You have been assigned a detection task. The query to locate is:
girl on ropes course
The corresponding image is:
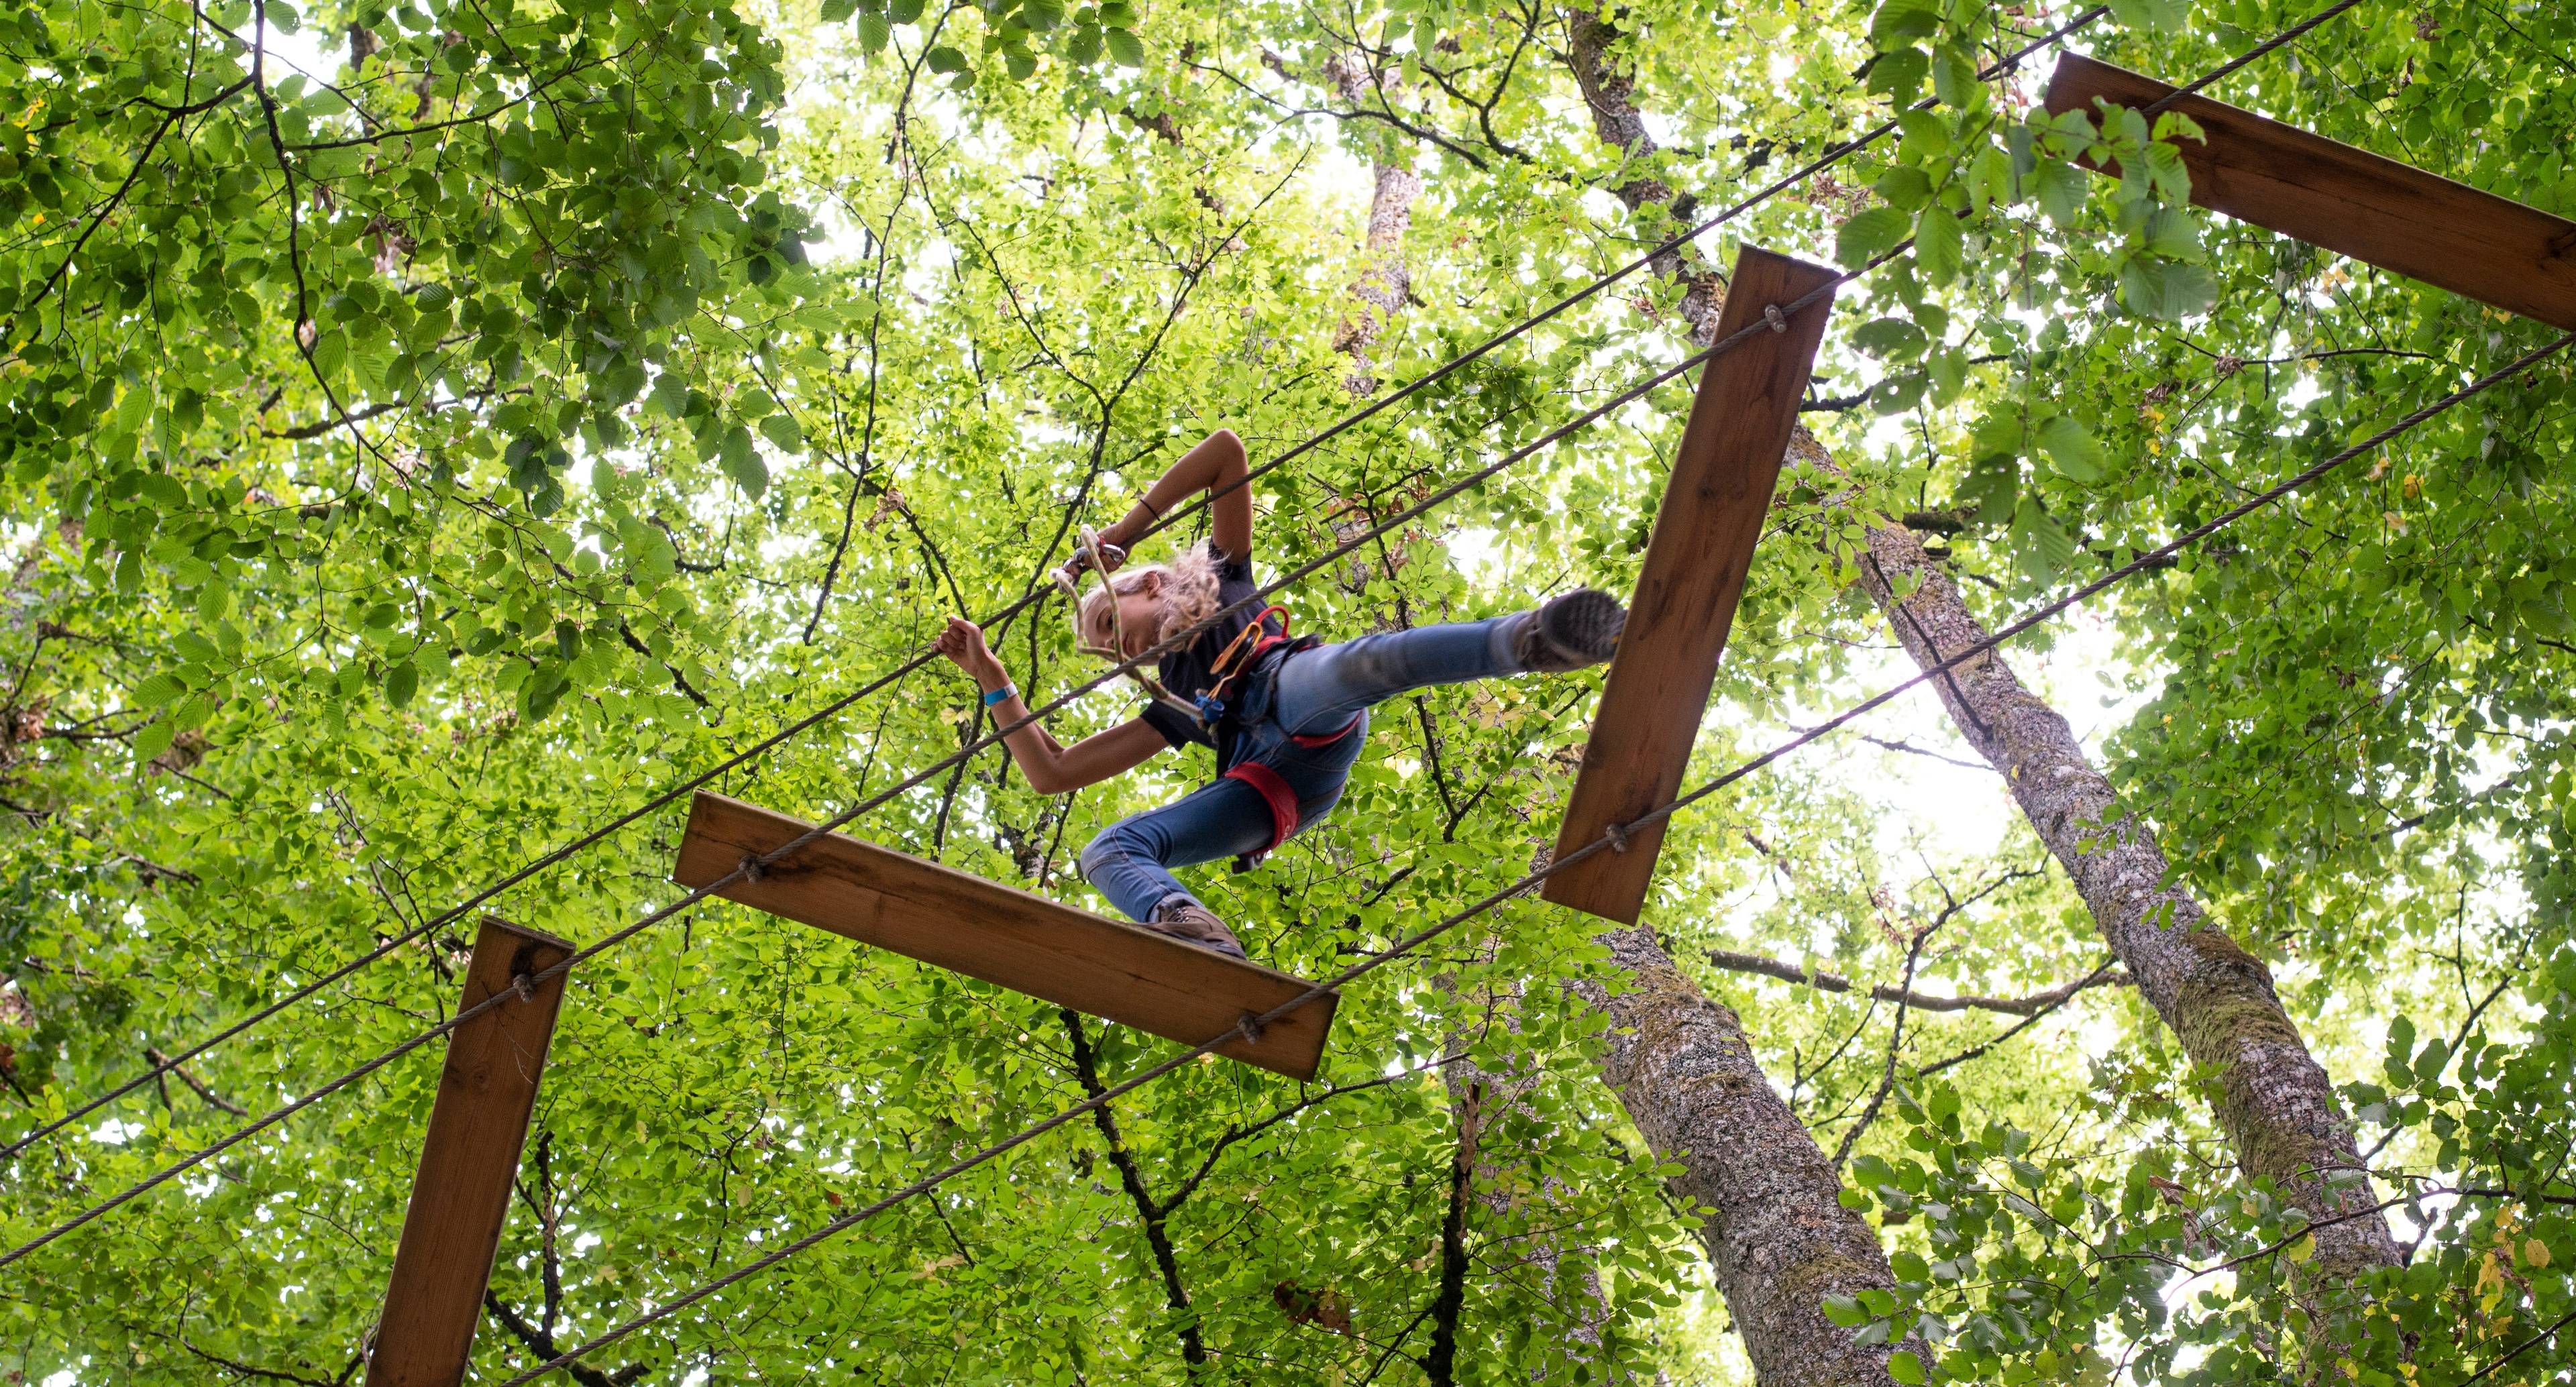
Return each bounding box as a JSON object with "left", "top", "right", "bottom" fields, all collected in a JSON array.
[{"left": 933, "top": 429, "right": 1626, "bottom": 960}]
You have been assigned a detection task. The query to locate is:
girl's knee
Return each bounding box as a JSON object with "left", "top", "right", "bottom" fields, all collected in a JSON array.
[{"left": 1077, "top": 828, "right": 1129, "bottom": 885}]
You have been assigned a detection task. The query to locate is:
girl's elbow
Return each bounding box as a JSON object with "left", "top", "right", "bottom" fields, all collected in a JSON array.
[{"left": 1209, "top": 429, "right": 1245, "bottom": 467}]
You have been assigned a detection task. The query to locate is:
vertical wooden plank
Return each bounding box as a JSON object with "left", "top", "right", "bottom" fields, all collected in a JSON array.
[
  {"left": 1544, "top": 246, "right": 1839, "bottom": 925},
  {"left": 367, "top": 918, "right": 572, "bottom": 1387},
  {"left": 2043, "top": 53, "right": 2576, "bottom": 331}
]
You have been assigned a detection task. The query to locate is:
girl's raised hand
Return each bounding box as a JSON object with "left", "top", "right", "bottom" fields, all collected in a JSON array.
[{"left": 933, "top": 616, "right": 1005, "bottom": 684}]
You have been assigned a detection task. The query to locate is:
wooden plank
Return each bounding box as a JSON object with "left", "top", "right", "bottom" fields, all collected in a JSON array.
[
  {"left": 368, "top": 918, "right": 572, "bottom": 1387},
  {"left": 2043, "top": 53, "right": 2576, "bottom": 331},
  {"left": 672, "top": 792, "right": 1339, "bottom": 1080},
  {"left": 1544, "top": 246, "right": 1840, "bottom": 925}
]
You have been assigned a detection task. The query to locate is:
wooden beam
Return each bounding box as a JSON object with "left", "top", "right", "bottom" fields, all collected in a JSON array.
[
  {"left": 2043, "top": 53, "right": 2576, "bottom": 331},
  {"left": 672, "top": 792, "right": 1339, "bottom": 1080},
  {"left": 1544, "top": 246, "right": 1840, "bottom": 925},
  {"left": 368, "top": 918, "right": 572, "bottom": 1387}
]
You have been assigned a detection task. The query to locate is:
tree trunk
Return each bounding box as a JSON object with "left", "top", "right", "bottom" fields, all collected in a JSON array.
[
  {"left": 1563, "top": 8, "right": 1720, "bottom": 341},
  {"left": 1851, "top": 524, "right": 2400, "bottom": 1274},
  {"left": 1330, "top": 162, "right": 1420, "bottom": 394},
  {"left": 1570, "top": 928, "right": 1919, "bottom": 1387}
]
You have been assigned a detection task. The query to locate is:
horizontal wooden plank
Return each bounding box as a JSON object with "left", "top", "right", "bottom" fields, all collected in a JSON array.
[
  {"left": 2044, "top": 53, "right": 2576, "bottom": 331},
  {"left": 1545, "top": 246, "right": 1840, "bottom": 925},
  {"left": 368, "top": 917, "right": 572, "bottom": 1387},
  {"left": 674, "top": 792, "right": 1338, "bottom": 1080}
]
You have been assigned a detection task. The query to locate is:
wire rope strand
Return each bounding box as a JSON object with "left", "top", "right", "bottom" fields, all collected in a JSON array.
[
  {"left": 492, "top": 327, "right": 2575, "bottom": 1384},
  {"left": 0, "top": 3, "right": 2114, "bottom": 1168}
]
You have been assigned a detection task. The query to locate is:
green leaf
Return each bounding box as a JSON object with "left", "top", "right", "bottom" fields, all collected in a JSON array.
[
  {"left": 1915, "top": 204, "right": 1964, "bottom": 286},
  {"left": 2035, "top": 158, "right": 2088, "bottom": 227},
  {"left": 2117, "top": 257, "right": 2218, "bottom": 320},
  {"left": 133, "top": 673, "right": 187, "bottom": 709},
  {"left": 1066, "top": 24, "right": 1102, "bottom": 64},
  {"left": 818, "top": 0, "right": 856, "bottom": 18},
  {"left": 720, "top": 425, "right": 768, "bottom": 498},
  {"left": 1020, "top": 0, "right": 1064, "bottom": 29},
  {"left": 759, "top": 412, "right": 806, "bottom": 453},
  {"left": 857, "top": 13, "right": 890, "bottom": 50},
  {"left": 2037, "top": 415, "right": 2108, "bottom": 482},
  {"left": 1836, "top": 207, "right": 1912, "bottom": 269},
  {"left": 385, "top": 659, "right": 419, "bottom": 708},
  {"left": 1888, "top": 1350, "right": 1927, "bottom": 1385},
  {"left": 1821, "top": 1292, "right": 1868, "bottom": 1327},
  {"left": 1104, "top": 27, "right": 1143, "bottom": 66},
  {"left": 1853, "top": 317, "right": 1929, "bottom": 360},
  {"left": 133, "top": 718, "right": 176, "bottom": 763},
  {"left": 924, "top": 44, "right": 968, "bottom": 73},
  {"left": 1869, "top": 0, "right": 1941, "bottom": 44},
  {"left": 2143, "top": 207, "right": 2202, "bottom": 260},
  {"left": 1876, "top": 165, "right": 1933, "bottom": 212},
  {"left": 1868, "top": 46, "right": 1929, "bottom": 102},
  {"left": 1895, "top": 109, "right": 1949, "bottom": 161},
  {"left": 2012, "top": 496, "right": 2077, "bottom": 584}
]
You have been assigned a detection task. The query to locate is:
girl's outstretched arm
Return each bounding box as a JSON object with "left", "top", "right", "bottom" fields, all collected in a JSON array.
[
  {"left": 1098, "top": 429, "right": 1251, "bottom": 563},
  {"left": 932, "top": 616, "right": 1165, "bottom": 795}
]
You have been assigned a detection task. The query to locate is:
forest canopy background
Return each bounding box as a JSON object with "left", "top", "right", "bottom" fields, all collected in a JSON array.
[{"left": 0, "top": 0, "right": 2571, "bottom": 1380}]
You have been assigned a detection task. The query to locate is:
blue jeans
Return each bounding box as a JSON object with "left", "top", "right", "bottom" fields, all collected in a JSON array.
[{"left": 1079, "top": 616, "right": 1525, "bottom": 922}]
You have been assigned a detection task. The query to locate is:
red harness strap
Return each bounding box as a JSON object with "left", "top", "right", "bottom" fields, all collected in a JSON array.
[{"left": 1224, "top": 761, "right": 1301, "bottom": 852}]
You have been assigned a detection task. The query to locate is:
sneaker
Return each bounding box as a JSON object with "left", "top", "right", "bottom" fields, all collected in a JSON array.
[
  {"left": 1148, "top": 899, "right": 1249, "bottom": 960},
  {"left": 1510, "top": 588, "right": 1627, "bottom": 672}
]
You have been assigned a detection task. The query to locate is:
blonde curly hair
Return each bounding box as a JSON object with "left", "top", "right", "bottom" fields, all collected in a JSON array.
[{"left": 1075, "top": 547, "right": 1222, "bottom": 655}]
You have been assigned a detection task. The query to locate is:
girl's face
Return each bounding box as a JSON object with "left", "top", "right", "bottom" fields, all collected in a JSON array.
[{"left": 1113, "top": 587, "right": 1162, "bottom": 659}]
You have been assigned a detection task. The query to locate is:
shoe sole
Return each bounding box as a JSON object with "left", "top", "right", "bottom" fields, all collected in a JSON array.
[{"left": 1542, "top": 589, "right": 1626, "bottom": 663}]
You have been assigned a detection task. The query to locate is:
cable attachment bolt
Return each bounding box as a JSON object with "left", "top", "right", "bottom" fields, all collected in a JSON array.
[
  {"left": 739, "top": 854, "right": 767, "bottom": 883},
  {"left": 1764, "top": 304, "right": 1789, "bottom": 333},
  {"left": 1605, "top": 822, "right": 1632, "bottom": 854}
]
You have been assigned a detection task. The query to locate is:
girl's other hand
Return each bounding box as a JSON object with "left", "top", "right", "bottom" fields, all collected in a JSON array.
[{"left": 934, "top": 616, "right": 1005, "bottom": 685}]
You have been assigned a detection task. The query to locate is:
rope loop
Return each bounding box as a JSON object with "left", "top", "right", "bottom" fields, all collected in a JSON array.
[
  {"left": 739, "top": 854, "right": 767, "bottom": 883},
  {"left": 1763, "top": 304, "right": 1788, "bottom": 333},
  {"left": 511, "top": 973, "right": 537, "bottom": 1004},
  {"left": 1605, "top": 822, "right": 1632, "bottom": 854}
]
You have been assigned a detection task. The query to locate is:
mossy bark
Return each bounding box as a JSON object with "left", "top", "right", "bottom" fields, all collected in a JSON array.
[
  {"left": 1572, "top": 927, "right": 1922, "bottom": 1387},
  {"left": 1854, "top": 524, "right": 2398, "bottom": 1274}
]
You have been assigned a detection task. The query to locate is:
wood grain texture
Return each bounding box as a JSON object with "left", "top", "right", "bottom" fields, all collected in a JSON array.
[
  {"left": 672, "top": 792, "right": 1338, "bottom": 1080},
  {"left": 368, "top": 918, "right": 572, "bottom": 1387},
  {"left": 2043, "top": 53, "right": 2576, "bottom": 330},
  {"left": 1544, "top": 246, "right": 1839, "bottom": 924}
]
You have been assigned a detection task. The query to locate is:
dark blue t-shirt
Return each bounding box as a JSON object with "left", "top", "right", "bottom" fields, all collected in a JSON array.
[{"left": 1140, "top": 542, "right": 1279, "bottom": 754}]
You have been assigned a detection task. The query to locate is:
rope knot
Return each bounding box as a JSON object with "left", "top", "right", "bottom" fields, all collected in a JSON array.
[
  {"left": 1763, "top": 304, "right": 1789, "bottom": 334},
  {"left": 739, "top": 854, "right": 767, "bottom": 883},
  {"left": 1605, "top": 822, "right": 1632, "bottom": 854},
  {"left": 1238, "top": 1009, "right": 1267, "bottom": 1042},
  {"left": 511, "top": 973, "right": 537, "bottom": 1003}
]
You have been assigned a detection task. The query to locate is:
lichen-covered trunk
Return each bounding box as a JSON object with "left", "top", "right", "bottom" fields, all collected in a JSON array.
[
  {"left": 1330, "top": 162, "right": 1419, "bottom": 394},
  {"left": 1562, "top": 7, "right": 1721, "bottom": 341},
  {"left": 1854, "top": 524, "right": 2399, "bottom": 1274},
  {"left": 1570, "top": 928, "right": 1917, "bottom": 1387}
]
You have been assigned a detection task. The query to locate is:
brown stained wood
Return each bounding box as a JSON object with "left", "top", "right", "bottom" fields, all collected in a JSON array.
[
  {"left": 2043, "top": 53, "right": 2576, "bottom": 331},
  {"left": 1544, "top": 246, "right": 1839, "bottom": 925},
  {"left": 368, "top": 918, "right": 572, "bottom": 1387},
  {"left": 672, "top": 792, "right": 1338, "bottom": 1080}
]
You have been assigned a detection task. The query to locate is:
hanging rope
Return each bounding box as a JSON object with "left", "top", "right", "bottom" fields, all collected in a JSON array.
[
  {"left": 0, "top": 2, "right": 2114, "bottom": 1169},
  {"left": 486, "top": 327, "right": 2575, "bottom": 1384}
]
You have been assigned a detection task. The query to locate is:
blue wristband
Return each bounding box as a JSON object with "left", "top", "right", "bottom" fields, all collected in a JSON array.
[{"left": 982, "top": 684, "right": 1016, "bottom": 709}]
